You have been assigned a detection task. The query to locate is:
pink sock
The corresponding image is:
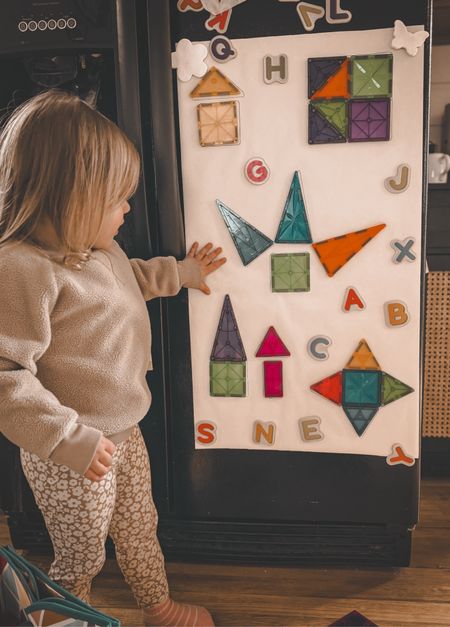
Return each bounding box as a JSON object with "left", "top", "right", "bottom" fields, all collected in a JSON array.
[{"left": 142, "top": 597, "right": 214, "bottom": 626}]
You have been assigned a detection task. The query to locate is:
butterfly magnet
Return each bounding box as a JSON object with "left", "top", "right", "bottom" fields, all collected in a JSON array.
[{"left": 391, "top": 20, "right": 429, "bottom": 57}]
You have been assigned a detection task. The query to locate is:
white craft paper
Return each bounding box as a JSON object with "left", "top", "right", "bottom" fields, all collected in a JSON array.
[{"left": 175, "top": 27, "right": 425, "bottom": 458}]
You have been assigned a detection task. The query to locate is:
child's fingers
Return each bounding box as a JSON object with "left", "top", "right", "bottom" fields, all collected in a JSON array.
[
  {"left": 188, "top": 242, "right": 199, "bottom": 257},
  {"left": 199, "top": 281, "right": 211, "bottom": 295},
  {"left": 203, "top": 257, "right": 227, "bottom": 274},
  {"left": 196, "top": 242, "right": 213, "bottom": 260},
  {"left": 203, "top": 247, "right": 223, "bottom": 264}
]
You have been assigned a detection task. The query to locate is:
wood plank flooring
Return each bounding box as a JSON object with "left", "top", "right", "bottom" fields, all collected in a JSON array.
[{"left": 1, "top": 478, "right": 450, "bottom": 626}]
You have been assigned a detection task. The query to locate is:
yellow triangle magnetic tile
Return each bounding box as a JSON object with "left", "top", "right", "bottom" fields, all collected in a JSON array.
[
  {"left": 190, "top": 66, "right": 242, "bottom": 99},
  {"left": 345, "top": 339, "right": 381, "bottom": 370}
]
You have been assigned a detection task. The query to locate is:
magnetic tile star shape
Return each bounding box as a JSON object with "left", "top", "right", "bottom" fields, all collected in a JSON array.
[{"left": 310, "top": 339, "right": 414, "bottom": 436}]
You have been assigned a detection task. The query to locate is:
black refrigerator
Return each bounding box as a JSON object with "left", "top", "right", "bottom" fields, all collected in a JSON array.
[{"left": 0, "top": 0, "right": 431, "bottom": 568}]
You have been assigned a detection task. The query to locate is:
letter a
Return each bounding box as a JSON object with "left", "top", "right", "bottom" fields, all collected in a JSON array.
[{"left": 343, "top": 287, "right": 366, "bottom": 312}]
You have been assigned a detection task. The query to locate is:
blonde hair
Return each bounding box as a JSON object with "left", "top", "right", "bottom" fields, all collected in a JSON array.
[{"left": 0, "top": 89, "right": 140, "bottom": 270}]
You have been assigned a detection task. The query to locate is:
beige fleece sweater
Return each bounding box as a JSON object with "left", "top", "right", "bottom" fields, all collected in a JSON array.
[{"left": 0, "top": 238, "right": 201, "bottom": 476}]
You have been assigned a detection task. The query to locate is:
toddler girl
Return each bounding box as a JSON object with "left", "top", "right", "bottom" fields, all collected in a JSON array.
[{"left": 0, "top": 89, "right": 226, "bottom": 626}]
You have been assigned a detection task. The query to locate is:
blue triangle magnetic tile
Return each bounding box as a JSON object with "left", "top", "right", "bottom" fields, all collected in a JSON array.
[
  {"left": 275, "top": 172, "right": 313, "bottom": 244},
  {"left": 343, "top": 406, "right": 378, "bottom": 436},
  {"left": 211, "top": 294, "right": 247, "bottom": 362},
  {"left": 216, "top": 199, "right": 273, "bottom": 265}
]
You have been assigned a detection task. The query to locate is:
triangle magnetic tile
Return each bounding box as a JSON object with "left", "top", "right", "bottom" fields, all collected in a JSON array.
[
  {"left": 256, "top": 326, "right": 291, "bottom": 357},
  {"left": 310, "top": 371, "right": 342, "bottom": 405},
  {"left": 311, "top": 58, "right": 350, "bottom": 100},
  {"left": 275, "top": 172, "right": 313, "bottom": 244},
  {"left": 329, "top": 609, "right": 378, "bottom": 626},
  {"left": 310, "top": 99, "right": 347, "bottom": 137},
  {"left": 217, "top": 199, "right": 273, "bottom": 266},
  {"left": 311, "top": 223, "right": 386, "bottom": 277},
  {"left": 346, "top": 339, "right": 381, "bottom": 370},
  {"left": 308, "top": 103, "right": 346, "bottom": 144},
  {"left": 211, "top": 294, "right": 247, "bottom": 362},
  {"left": 308, "top": 56, "right": 347, "bottom": 99},
  {"left": 190, "top": 66, "right": 242, "bottom": 99},
  {"left": 343, "top": 406, "right": 379, "bottom": 436},
  {"left": 381, "top": 372, "right": 414, "bottom": 405}
]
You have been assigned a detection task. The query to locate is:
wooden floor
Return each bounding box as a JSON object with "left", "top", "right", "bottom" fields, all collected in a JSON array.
[{"left": 2, "top": 478, "right": 450, "bottom": 626}]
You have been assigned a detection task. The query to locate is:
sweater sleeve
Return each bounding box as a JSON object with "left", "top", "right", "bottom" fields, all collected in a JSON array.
[
  {"left": 129, "top": 255, "right": 202, "bottom": 301},
  {"left": 0, "top": 251, "right": 103, "bottom": 476}
]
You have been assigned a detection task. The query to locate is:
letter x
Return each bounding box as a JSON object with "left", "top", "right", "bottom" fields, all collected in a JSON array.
[{"left": 391, "top": 238, "right": 416, "bottom": 263}]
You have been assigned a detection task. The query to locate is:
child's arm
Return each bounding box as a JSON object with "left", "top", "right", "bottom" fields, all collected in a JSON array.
[
  {"left": 128, "top": 242, "right": 226, "bottom": 301},
  {"left": 0, "top": 253, "right": 103, "bottom": 477}
]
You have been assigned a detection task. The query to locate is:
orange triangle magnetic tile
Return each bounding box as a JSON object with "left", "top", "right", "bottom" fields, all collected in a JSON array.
[
  {"left": 312, "top": 223, "right": 386, "bottom": 277},
  {"left": 190, "top": 66, "right": 242, "bottom": 99},
  {"left": 346, "top": 339, "right": 381, "bottom": 370},
  {"left": 311, "top": 57, "right": 350, "bottom": 100}
]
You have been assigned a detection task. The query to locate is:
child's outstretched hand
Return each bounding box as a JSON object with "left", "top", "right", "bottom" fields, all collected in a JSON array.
[{"left": 187, "top": 242, "right": 227, "bottom": 295}]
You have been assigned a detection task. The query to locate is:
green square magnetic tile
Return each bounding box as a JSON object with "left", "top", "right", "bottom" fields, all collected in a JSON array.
[
  {"left": 343, "top": 369, "right": 381, "bottom": 407},
  {"left": 271, "top": 253, "right": 310, "bottom": 292},
  {"left": 350, "top": 54, "right": 393, "bottom": 98},
  {"left": 210, "top": 361, "right": 246, "bottom": 397}
]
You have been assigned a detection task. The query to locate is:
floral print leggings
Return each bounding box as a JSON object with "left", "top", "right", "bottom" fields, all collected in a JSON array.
[{"left": 20, "top": 424, "right": 169, "bottom": 608}]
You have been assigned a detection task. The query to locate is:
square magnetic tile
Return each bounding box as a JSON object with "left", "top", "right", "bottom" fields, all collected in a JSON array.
[
  {"left": 350, "top": 54, "right": 393, "bottom": 98},
  {"left": 343, "top": 369, "right": 381, "bottom": 407},
  {"left": 271, "top": 253, "right": 310, "bottom": 292},
  {"left": 210, "top": 361, "right": 246, "bottom": 397},
  {"left": 197, "top": 101, "right": 240, "bottom": 147},
  {"left": 348, "top": 98, "right": 390, "bottom": 142}
]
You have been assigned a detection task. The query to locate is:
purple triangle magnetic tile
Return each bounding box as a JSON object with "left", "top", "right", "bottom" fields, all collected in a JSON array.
[{"left": 211, "top": 294, "right": 247, "bottom": 362}]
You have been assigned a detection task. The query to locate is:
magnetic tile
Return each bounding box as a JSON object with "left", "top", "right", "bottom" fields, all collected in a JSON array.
[
  {"left": 217, "top": 199, "right": 273, "bottom": 266},
  {"left": 310, "top": 371, "right": 342, "bottom": 405},
  {"left": 308, "top": 56, "right": 347, "bottom": 99},
  {"left": 345, "top": 339, "right": 381, "bottom": 370},
  {"left": 310, "top": 99, "right": 347, "bottom": 136},
  {"left": 311, "top": 58, "right": 349, "bottom": 100},
  {"left": 275, "top": 171, "right": 313, "bottom": 243},
  {"left": 256, "top": 326, "right": 291, "bottom": 357},
  {"left": 271, "top": 253, "right": 310, "bottom": 292},
  {"left": 264, "top": 361, "right": 283, "bottom": 397},
  {"left": 190, "top": 66, "right": 241, "bottom": 98},
  {"left": 312, "top": 223, "right": 386, "bottom": 277},
  {"left": 197, "top": 101, "right": 240, "bottom": 147},
  {"left": 308, "top": 103, "right": 346, "bottom": 144},
  {"left": 210, "top": 361, "right": 246, "bottom": 397},
  {"left": 381, "top": 373, "right": 414, "bottom": 405},
  {"left": 343, "top": 369, "right": 382, "bottom": 407},
  {"left": 329, "top": 609, "right": 378, "bottom": 626},
  {"left": 211, "top": 294, "right": 246, "bottom": 362},
  {"left": 350, "top": 54, "right": 393, "bottom": 98},
  {"left": 343, "top": 406, "right": 379, "bottom": 436},
  {"left": 348, "top": 99, "right": 391, "bottom": 142}
]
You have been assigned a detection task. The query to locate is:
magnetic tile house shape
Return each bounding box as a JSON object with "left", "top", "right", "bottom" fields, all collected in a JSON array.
[
  {"left": 308, "top": 53, "right": 393, "bottom": 144},
  {"left": 256, "top": 326, "right": 291, "bottom": 398}
]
